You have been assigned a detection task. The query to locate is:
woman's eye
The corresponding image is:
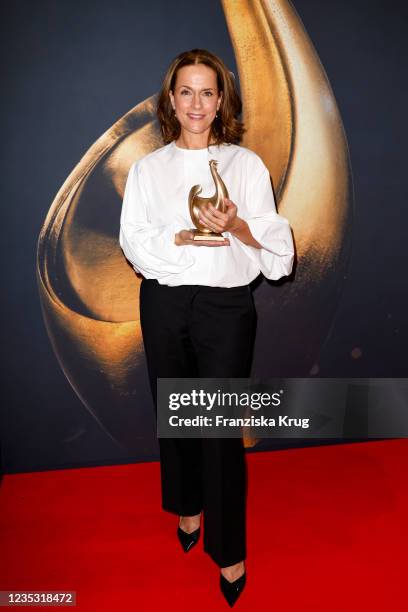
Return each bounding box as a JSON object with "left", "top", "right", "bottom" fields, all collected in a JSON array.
[{"left": 180, "top": 90, "right": 213, "bottom": 96}]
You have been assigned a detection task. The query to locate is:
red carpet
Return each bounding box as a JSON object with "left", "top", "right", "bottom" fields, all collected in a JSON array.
[{"left": 0, "top": 439, "right": 406, "bottom": 611}]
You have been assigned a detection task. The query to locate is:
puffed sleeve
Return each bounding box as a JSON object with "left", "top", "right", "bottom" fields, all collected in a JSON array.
[
  {"left": 119, "top": 160, "right": 195, "bottom": 280},
  {"left": 240, "top": 155, "right": 294, "bottom": 280}
]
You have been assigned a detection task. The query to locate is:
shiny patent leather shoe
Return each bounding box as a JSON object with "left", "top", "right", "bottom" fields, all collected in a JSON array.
[
  {"left": 177, "top": 523, "right": 200, "bottom": 553},
  {"left": 220, "top": 571, "right": 246, "bottom": 607}
]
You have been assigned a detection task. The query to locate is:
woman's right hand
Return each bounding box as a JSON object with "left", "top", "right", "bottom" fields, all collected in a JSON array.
[{"left": 175, "top": 230, "right": 230, "bottom": 247}]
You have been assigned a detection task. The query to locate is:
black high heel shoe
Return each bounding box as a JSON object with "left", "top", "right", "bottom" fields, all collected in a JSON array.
[
  {"left": 177, "top": 520, "right": 201, "bottom": 553},
  {"left": 220, "top": 570, "right": 246, "bottom": 607}
]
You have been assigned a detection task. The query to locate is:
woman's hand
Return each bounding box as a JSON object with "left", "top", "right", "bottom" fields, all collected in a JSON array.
[
  {"left": 198, "top": 198, "right": 241, "bottom": 234},
  {"left": 175, "top": 229, "right": 230, "bottom": 247},
  {"left": 174, "top": 199, "right": 244, "bottom": 247},
  {"left": 198, "top": 198, "right": 263, "bottom": 249}
]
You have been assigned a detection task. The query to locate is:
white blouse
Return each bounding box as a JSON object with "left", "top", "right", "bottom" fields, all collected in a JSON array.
[{"left": 119, "top": 140, "right": 294, "bottom": 287}]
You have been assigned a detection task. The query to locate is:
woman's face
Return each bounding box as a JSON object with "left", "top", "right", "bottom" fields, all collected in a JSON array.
[{"left": 169, "top": 64, "right": 222, "bottom": 138}]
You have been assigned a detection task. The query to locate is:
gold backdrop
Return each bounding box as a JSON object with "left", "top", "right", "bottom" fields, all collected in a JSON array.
[{"left": 36, "top": 0, "right": 353, "bottom": 450}]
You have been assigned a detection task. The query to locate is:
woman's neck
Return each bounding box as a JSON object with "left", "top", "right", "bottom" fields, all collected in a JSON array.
[{"left": 175, "top": 133, "right": 216, "bottom": 150}]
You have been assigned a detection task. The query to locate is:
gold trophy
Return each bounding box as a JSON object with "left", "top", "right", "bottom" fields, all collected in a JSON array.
[{"left": 188, "top": 159, "right": 229, "bottom": 241}]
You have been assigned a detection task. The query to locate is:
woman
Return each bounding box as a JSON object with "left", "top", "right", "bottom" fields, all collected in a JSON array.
[{"left": 119, "top": 48, "right": 294, "bottom": 606}]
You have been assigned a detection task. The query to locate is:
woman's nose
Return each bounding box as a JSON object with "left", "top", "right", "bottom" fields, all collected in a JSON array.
[{"left": 192, "top": 94, "right": 202, "bottom": 109}]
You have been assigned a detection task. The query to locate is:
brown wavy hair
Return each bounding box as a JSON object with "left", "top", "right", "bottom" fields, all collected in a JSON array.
[{"left": 156, "top": 48, "right": 246, "bottom": 146}]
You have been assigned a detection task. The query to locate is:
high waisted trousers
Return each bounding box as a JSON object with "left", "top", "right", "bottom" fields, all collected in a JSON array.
[{"left": 139, "top": 278, "right": 256, "bottom": 567}]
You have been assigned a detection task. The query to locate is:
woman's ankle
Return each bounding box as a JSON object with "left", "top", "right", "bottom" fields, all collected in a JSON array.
[
  {"left": 220, "top": 561, "right": 245, "bottom": 581},
  {"left": 179, "top": 513, "right": 201, "bottom": 533}
]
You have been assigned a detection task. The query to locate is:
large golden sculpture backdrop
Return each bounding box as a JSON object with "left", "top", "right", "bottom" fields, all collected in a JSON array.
[{"left": 36, "top": 0, "right": 353, "bottom": 450}]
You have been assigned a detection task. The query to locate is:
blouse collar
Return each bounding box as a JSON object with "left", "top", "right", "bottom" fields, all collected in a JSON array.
[{"left": 170, "top": 140, "right": 222, "bottom": 155}]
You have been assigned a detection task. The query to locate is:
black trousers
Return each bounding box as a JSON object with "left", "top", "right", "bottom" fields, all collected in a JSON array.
[{"left": 139, "top": 278, "right": 256, "bottom": 567}]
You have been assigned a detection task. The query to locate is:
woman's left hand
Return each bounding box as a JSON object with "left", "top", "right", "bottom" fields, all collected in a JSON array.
[{"left": 198, "top": 198, "right": 240, "bottom": 233}]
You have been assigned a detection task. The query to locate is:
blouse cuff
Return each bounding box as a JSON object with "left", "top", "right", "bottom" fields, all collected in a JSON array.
[
  {"left": 119, "top": 217, "right": 195, "bottom": 279},
  {"left": 245, "top": 214, "right": 294, "bottom": 280}
]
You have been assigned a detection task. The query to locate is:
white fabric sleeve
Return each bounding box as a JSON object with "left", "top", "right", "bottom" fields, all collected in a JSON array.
[
  {"left": 238, "top": 157, "right": 294, "bottom": 281},
  {"left": 119, "top": 161, "right": 195, "bottom": 279}
]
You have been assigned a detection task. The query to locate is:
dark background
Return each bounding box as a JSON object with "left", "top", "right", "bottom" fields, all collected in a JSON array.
[{"left": 1, "top": 0, "right": 407, "bottom": 473}]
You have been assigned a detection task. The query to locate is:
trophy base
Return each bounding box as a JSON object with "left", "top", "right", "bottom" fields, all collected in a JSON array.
[{"left": 190, "top": 229, "right": 225, "bottom": 241}]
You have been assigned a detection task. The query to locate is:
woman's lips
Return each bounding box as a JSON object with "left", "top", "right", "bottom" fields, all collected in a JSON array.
[{"left": 188, "top": 114, "right": 205, "bottom": 120}]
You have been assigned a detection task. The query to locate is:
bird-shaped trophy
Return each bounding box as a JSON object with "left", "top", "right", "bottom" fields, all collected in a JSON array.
[{"left": 188, "top": 159, "right": 229, "bottom": 241}]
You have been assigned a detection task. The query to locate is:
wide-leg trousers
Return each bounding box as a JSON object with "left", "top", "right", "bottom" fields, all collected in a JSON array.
[{"left": 139, "top": 278, "right": 256, "bottom": 567}]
